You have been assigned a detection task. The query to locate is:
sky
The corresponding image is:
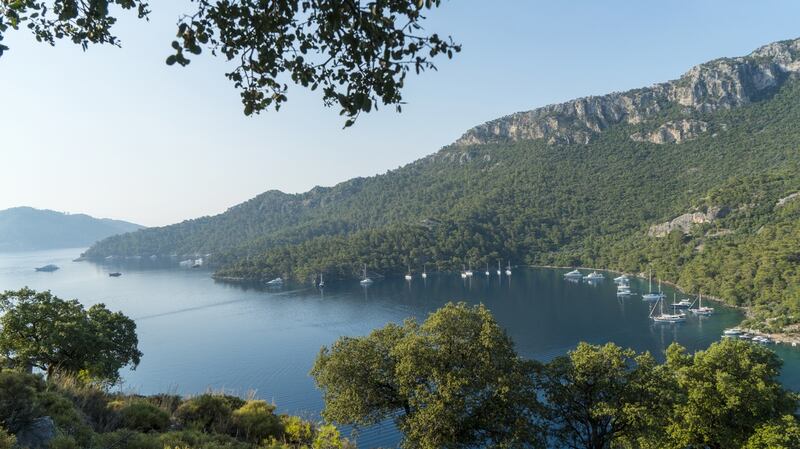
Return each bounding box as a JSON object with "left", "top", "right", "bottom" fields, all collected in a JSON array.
[{"left": 1, "top": 1, "right": 799, "bottom": 227}]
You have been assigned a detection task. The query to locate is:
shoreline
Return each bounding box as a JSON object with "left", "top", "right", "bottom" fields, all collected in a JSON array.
[{"left": 529, "top": 264, "right": 800, "bottom": 346}]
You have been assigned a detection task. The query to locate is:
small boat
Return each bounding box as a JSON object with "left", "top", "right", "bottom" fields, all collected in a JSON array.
[
  {"left": 496, "top": 260, "right": 502, "bottom": 276},
  {"left": 360, "top": 264, "right": 373, "bottom": 285},
  {"left": 421, "top": 264, "right": 427, "bottom": 279},
  {"left": 405, "top": 266, "right": 412, "bottom": 281},
  {"left": 752, "top": 335, "right": 773, "bottom": 344},
  {"left": 690, "top": 293, "right": 714, "bottom": 315},
  {"left": 723, "top": 327, "right": 743, "bottom": 336},
  {"left": 616, "top": 284, "right": 632, "bottom": 296},
  {"left": 266, "top": 277, "right": 284, "bottom": 286},
  {"left": 505, "top": 261, "right": 512, "bottom": 276},
  {"left": 564, "top": 269, "right": 583, "bottom": 279},
  {"left": 465, "top": 262, "right": 473, "bottom": 277},
  {"left": 671, "top": 297, "right": 693, "bottom": 309},
  {"left": 179, "top": 259, "right": 194, "bottom": 268},
  {"left": 109, "top": 272, "right": 122, "bottom": 277},
  {"left": 642, "top": 270, "right": 665, "bottom": 301},
  {"left": 35, "top": 264, "right": 59, "bottom": 272},
  {"left": 485, "top": 262, "right": 490, "bottom": 276},
  {"left": 318, "top": 273, "right": 325, "bottom": 288},
  {"left": 739, "top": 333, "right": 754, "bottom": 340},
  {"left": 613, "top": 274, "right": 629, "bottom": 283},
  {"left": 585, "top": 271, "right": 604, "bottom": 281}
]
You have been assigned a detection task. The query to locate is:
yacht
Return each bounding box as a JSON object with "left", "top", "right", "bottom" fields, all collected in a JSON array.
[
  {"left": 642, "top": 270, "right": 665, "bottom": 301},
  {"left": 752, "top": 335, "right": 773, "bottom": 344},
  {"left": 465, "top": 263, "right": 474, "bottom": 277},
  {"left": 421, "top": 264, "right": 427, "bottom": 279},
  {"left": 266, "top": 277, "right": 283, "bottom": 286},
  {"left": 505, "top": 261, "right": 512, "bottom": 276},
  {"left": 405, "top": 266, "right": 412, "bottom": 281},
  {"left": 485, "top": 262, "right": 490, "bottom": 276},
  {"left": 613, "top": 274, "right": 629, "bottom": 283},
  {"left": 650, "top": 296, "right": 686, "bottom": 323},
  {"left": 360, "top": 264, "right": 373, "bottom": 285},
  {"left": 318, "top": 274, "right": 325, "bottom": 288},
  {"left": 616, "top": 286, "right": 632, "bottom": 296},
  {"left": 497, "top": 260, "right": 502, "bottom": 276},
  {"left": 723, "top": 328, "right": 743, "bottom": 336},
  {"left": 671, "top": 298, "right": 693, "bottom": 309},
  {"left": 35, "top": 264, "right": 59, "bottom": 272},
  {"left": 109, "top": 272, "right": 122, "bottom": 277},
  {"left": 585, "top": 271, "right": 604, "bottom": 281},
  {"left": 564, "top": 269, "right": 583, "bottom": 279},
  {"left": 690, "top": 293, "right": 714, "bottom": 316}
]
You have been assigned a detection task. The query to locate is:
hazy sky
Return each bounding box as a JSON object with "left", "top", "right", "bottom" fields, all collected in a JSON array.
[{"left": 2, "top": 1, "right": 799, "bottom": 226}]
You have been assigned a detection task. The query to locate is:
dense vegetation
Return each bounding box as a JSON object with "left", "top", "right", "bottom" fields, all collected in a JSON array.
[
  {"left": 86, "top": 76, "right": 800, "bottom": 331},
  {"left": 311, "top": 302, "right": 800, "bottom": 449}
]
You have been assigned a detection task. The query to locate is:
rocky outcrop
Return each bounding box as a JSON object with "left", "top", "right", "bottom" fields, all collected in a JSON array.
[
  {"left": 648, "top": 206, "right": 728, "bottom": 237},
  {"left": 630, "top": 119, "right": 709, "bottom": 144},
  {"left": 15, "top": 417, "right": 56, "bottom": 449},
  {"left": 776, "top": 192, "right": 800, "bottom": 207},
  {"left": 455, "top": 38, "right": 800, "bottom": 147}
]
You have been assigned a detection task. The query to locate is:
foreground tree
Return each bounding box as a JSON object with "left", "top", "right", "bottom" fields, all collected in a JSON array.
[
  {"left": 0, "top": 0, "right": 459, "bottom": 125},
  {"left": 0, "top": 288, "right": 142, "bottom": 383},
  {"left": 535, "top": 343, "right": 671, "bottom": 449},
  {"left": 311, "top": 302, "right": 543, "bottom": 449},
  {"left": 743, "top": 415, "right": 800, "bottom": 449},
  {"left": 663, "top": 339, "right": 798, "bottom": 449}
]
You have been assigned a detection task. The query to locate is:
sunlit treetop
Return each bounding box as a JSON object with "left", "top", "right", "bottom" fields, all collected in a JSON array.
[{"left": 0, "top": 0, "right": 459, "bottom": 127}]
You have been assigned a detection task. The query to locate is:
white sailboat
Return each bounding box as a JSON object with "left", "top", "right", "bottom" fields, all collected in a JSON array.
[
  {"left": 405, "top": 266, "right": 412, "bottom": 281},
  {"left": 465, "top": 262, "right": 474, "bottom": 277},
  {"left": 651, "top": 293, "right": 686, "bottom": 323},
  {"left": 421, "top": 264, "right": 427, "bottom": 279},
  {"left": 318, "top": 273, "right": 325, "bottom": 288},
  {"left": 690, "top": 293, "right": 714, "bottom": 315},
  {"left": 360, "top": 264, "right": 373, "bottom": 285},
  {"left": 461, "top": 265, "right": 467, "bottom": 279},
  {"left": 505, "top": 261, "right": 512, "bottom": 276},
  {"left": 642, "top": 269, "right": 664, "bottom": 301},
  {"left": 485, "top": 262, "right": 490, "bottom": 276},
  {"left": 497, "top": 260, "right": 502, "bottom": 276}
]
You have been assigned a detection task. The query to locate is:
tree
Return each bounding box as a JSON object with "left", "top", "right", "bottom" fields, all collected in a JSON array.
[
  {"left": 743, "top": 415, "right": 800, "bottom": 449},
  {"left": 0, "top": 288, "right": 142, "bottom": 383},
  {"left": 663, "top": 339, "right": 798, "bottom": 449},
  {"left": 311, "top": 302, "right": 543, "bottom": 449},
  {"left": 0, "top": 0, "right": 459, "bottom": 126},
  {"left": 535, "top": 342, "right": 670, "bottom": 449}
]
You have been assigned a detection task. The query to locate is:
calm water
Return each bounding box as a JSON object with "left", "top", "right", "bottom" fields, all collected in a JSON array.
[{"left": 2, "top": 248, "right": 799, "bottom": 448}]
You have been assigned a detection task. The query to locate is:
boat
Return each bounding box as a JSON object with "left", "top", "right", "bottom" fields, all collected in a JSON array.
[
  {"left": 752, "top": 335, "right": 773, "bottom": 344},
  {"left": 460, "top": 268, "right": 467, "bottom": 279},
  {"left": 671, "top": 297, "right": 693, "bottom": 309},
  {"left": 34, "top": 264, "right": 59, "bottom": 272},
  {"left": 360, "top": 264, "right": 373, "bottom": 285},
  {"left": 739, "top": 333, "right": 754, "bottom": 340},
  {"left": 109, "top": 272, "right": 122, "bottom": 277},
  {"left": 616, "top": 284, "right": 632, "bottom": 296},
  {"left": 318, "top": 273, "right": 325, "bottom": 288},
  {"left": 405, "top": 266, "right": 412, "bottom": 281},
  {"left": 496, "top": 260, "right": 502, "bottom": 276},
  {"left": 690, "top": 293, "right": 714, "bottom": 316},
  {"left": 179, "top": 259, "right": 194, "bottom": 268},
  {"left": 485, "top": 262, "right": 490, "bottom": 276},
  {"left": 564, "top": 269, "right": 583, "bottom": 279},
  {"left": 585, "top": 271, "right": 604, "bottom": 281},
  {"left": 642, "top": 270, "right": 665, "bottom": 301},
  {"left": 613, "top": 274, "right": 629, "bottom": 283},
  {"left": 650, "top": 296, "right": 686, "bottom": 323},
  {"left": 505, "top": 261, "right": 512, "bottom": 276},
  {"left": 465, "top": 262, "right": 473, "bottom": 277},
  {"left": 421, "top": 264, "right": 427, "bottom": 279},
  {"left": 723, "top": 328, "right": 743, "bottom": 336},
  {"left": 266, "top": 277, "right": 284, "bottom": 286}
]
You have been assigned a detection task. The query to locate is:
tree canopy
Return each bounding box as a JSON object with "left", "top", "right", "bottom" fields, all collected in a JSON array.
[
  {"left": 0, "top": 0, "right": 459, "bottom": 125},
  {"left": 0, "top": 288, "right": 142, "bottom": 383}
]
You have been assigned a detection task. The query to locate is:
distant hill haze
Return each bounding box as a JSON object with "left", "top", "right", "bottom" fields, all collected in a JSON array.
[{"left": 0, "top": 207, "right": 143, "bottom": 252}]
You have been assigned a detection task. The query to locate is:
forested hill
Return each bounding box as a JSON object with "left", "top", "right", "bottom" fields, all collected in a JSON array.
[
  {"left": 86, "top": 38, "right": 800, "bottom": 331},
  {"left": 0, "top": 207, "right": 142, "bottom": 251}
]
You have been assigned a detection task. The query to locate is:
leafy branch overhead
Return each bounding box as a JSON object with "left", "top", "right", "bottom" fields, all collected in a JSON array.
[{"left": 0, "top": 0, "right": 460, "bottom": 126}]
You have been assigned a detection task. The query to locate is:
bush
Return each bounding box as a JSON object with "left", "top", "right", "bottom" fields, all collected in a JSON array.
[
  {"left": 92, "top": 429, "right": 161, "bottom": 449},
  {"left": 49, "top": 375, "right": 119, "bottom": 432},
  {"left": 174, "top": 394, "right": 244, "bottom": 434},
  {"left": 158, "top": 429, "right": 250, "bottom": 449},
  {"left": 230, "top": 400, "right": 282, "bottom": 442},
  {"left": 281, "top": 415, "right": 314, "bottom": 446},
  {"left": 48, "top": 435, "right": 80, "bottom": 449},
  {"left": 119, "top": 402, "right": 170, "bottom": 432},
  {"left": 36, "top": 391, "right": 95, "bottom": 447},
  {"left": 0, "top": 427, "right": 15, "bottom": 449},
  {"left": 0, "top": 371, "right": 44, "bottom": 432}
]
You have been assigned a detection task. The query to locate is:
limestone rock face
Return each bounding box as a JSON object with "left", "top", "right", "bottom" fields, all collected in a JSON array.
[
  {"left": 648, "top": 206, "right": 728, "bottom": 237},
  {"left": 15, "top": 417, "right": 56, "bottom": 449},
  {"left": 630, "top": 119, "right": 709, "bottom": 144},
  {"left": 455, "top": 38, "right": 800, "bottom": 147}
]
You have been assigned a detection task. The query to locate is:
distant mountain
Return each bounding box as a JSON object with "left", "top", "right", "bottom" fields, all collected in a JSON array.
[
  {"left": 0, "top": 207, "right": 143, "bottom": 251},
  {"left": 86, "top": 38, "right": 800, "bottom": 332}
]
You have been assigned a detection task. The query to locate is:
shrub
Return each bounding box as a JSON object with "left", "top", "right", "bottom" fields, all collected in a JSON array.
[
  {"left": 36, "top": 391, "right": 95, "bottom": 447},
  {"left": 91, "top": 429, "right": 161, "bottom": 449},
  {"left": 281, "top": 415, "right": 314, "bottom": 446},
  {"left": 230, "top": 400, "right": 282, "bottom": 442},
  {"left": 158, "top": 429, "right": 250, "bottom": 449},
  {"left": 0, "top": 427, "right": 15, "bottom": 449},
  {"left": 119, "top": 402, "right": 170, "bottom": 432},
  {"left": 0, "top": 371, "right": 44, "bottom": 432},
  {"left": 174, "top": 394, "right": 244, "bottom": 434},
  {"left": 48, "top": 435, "right": 80, "bottom": 449},
  {"left": 312, "top": 424, "right": 353, "bottom": 449},
  {"left": 48, "top": 375, "right": 119, "bottom": 432}
]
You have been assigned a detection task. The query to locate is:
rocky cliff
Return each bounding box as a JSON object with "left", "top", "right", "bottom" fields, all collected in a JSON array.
[{"left": 455, "top": 38, "right": 800, "bottom": 147}]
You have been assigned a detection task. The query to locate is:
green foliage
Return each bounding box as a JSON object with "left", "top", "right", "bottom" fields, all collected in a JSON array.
[
  {"left": 0, "top": 370, "right": 44, "bottom": 433},
  {"left": 230, "top": 400, "right": 282, "bottom": 443},
  {"left": 663, "top": 339, "right": 798, "bottom": 449},
  {"left": 312, "top": 302, "right": 542, "bottom": 449},
  {"left": 1, "top": 1, "right": 457, "bottom": 125},
  {"left": 0, "top": 288, "right": 142, "bottom": 383},
  {"left": 280, "top": 415, "right": 315, "bottom": 447},
  {"left": 48, "top": 435, "right": 80, "bottom": 449},
  {"left": 174, "top": 394, "right": 245, "bottom": 434},
  {"left": 535, "top": 343, "right": 671, "bottom": 449},
  {"left": 743, "top": 415, "right": 800, "bottom": 449},
  {"left": 37, "top": 390, "right": 96, "bottom": 446},
  {"left": 0, "top": 427, "right": 14, "bottom": 449},
  {"left": 118, "top": 401, "right": 171, "bottom": 433}
]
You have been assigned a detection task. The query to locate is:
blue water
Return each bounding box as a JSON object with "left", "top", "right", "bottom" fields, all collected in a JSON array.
[{"left": 2, "top": 248, "right": 798, "bottom": 448}]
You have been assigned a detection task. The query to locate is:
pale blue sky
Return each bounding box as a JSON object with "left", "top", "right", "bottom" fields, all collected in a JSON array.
[{"left": 2, "top": 0, "right": 798, "bottom": 226}]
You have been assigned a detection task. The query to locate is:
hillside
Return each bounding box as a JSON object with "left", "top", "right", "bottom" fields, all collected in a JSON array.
[
  {"left": 0, "top": 207, "right": 143, "bottom": 251},
  {"left": 86, "top": 38, "right": 800, "bottom": 331}
]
